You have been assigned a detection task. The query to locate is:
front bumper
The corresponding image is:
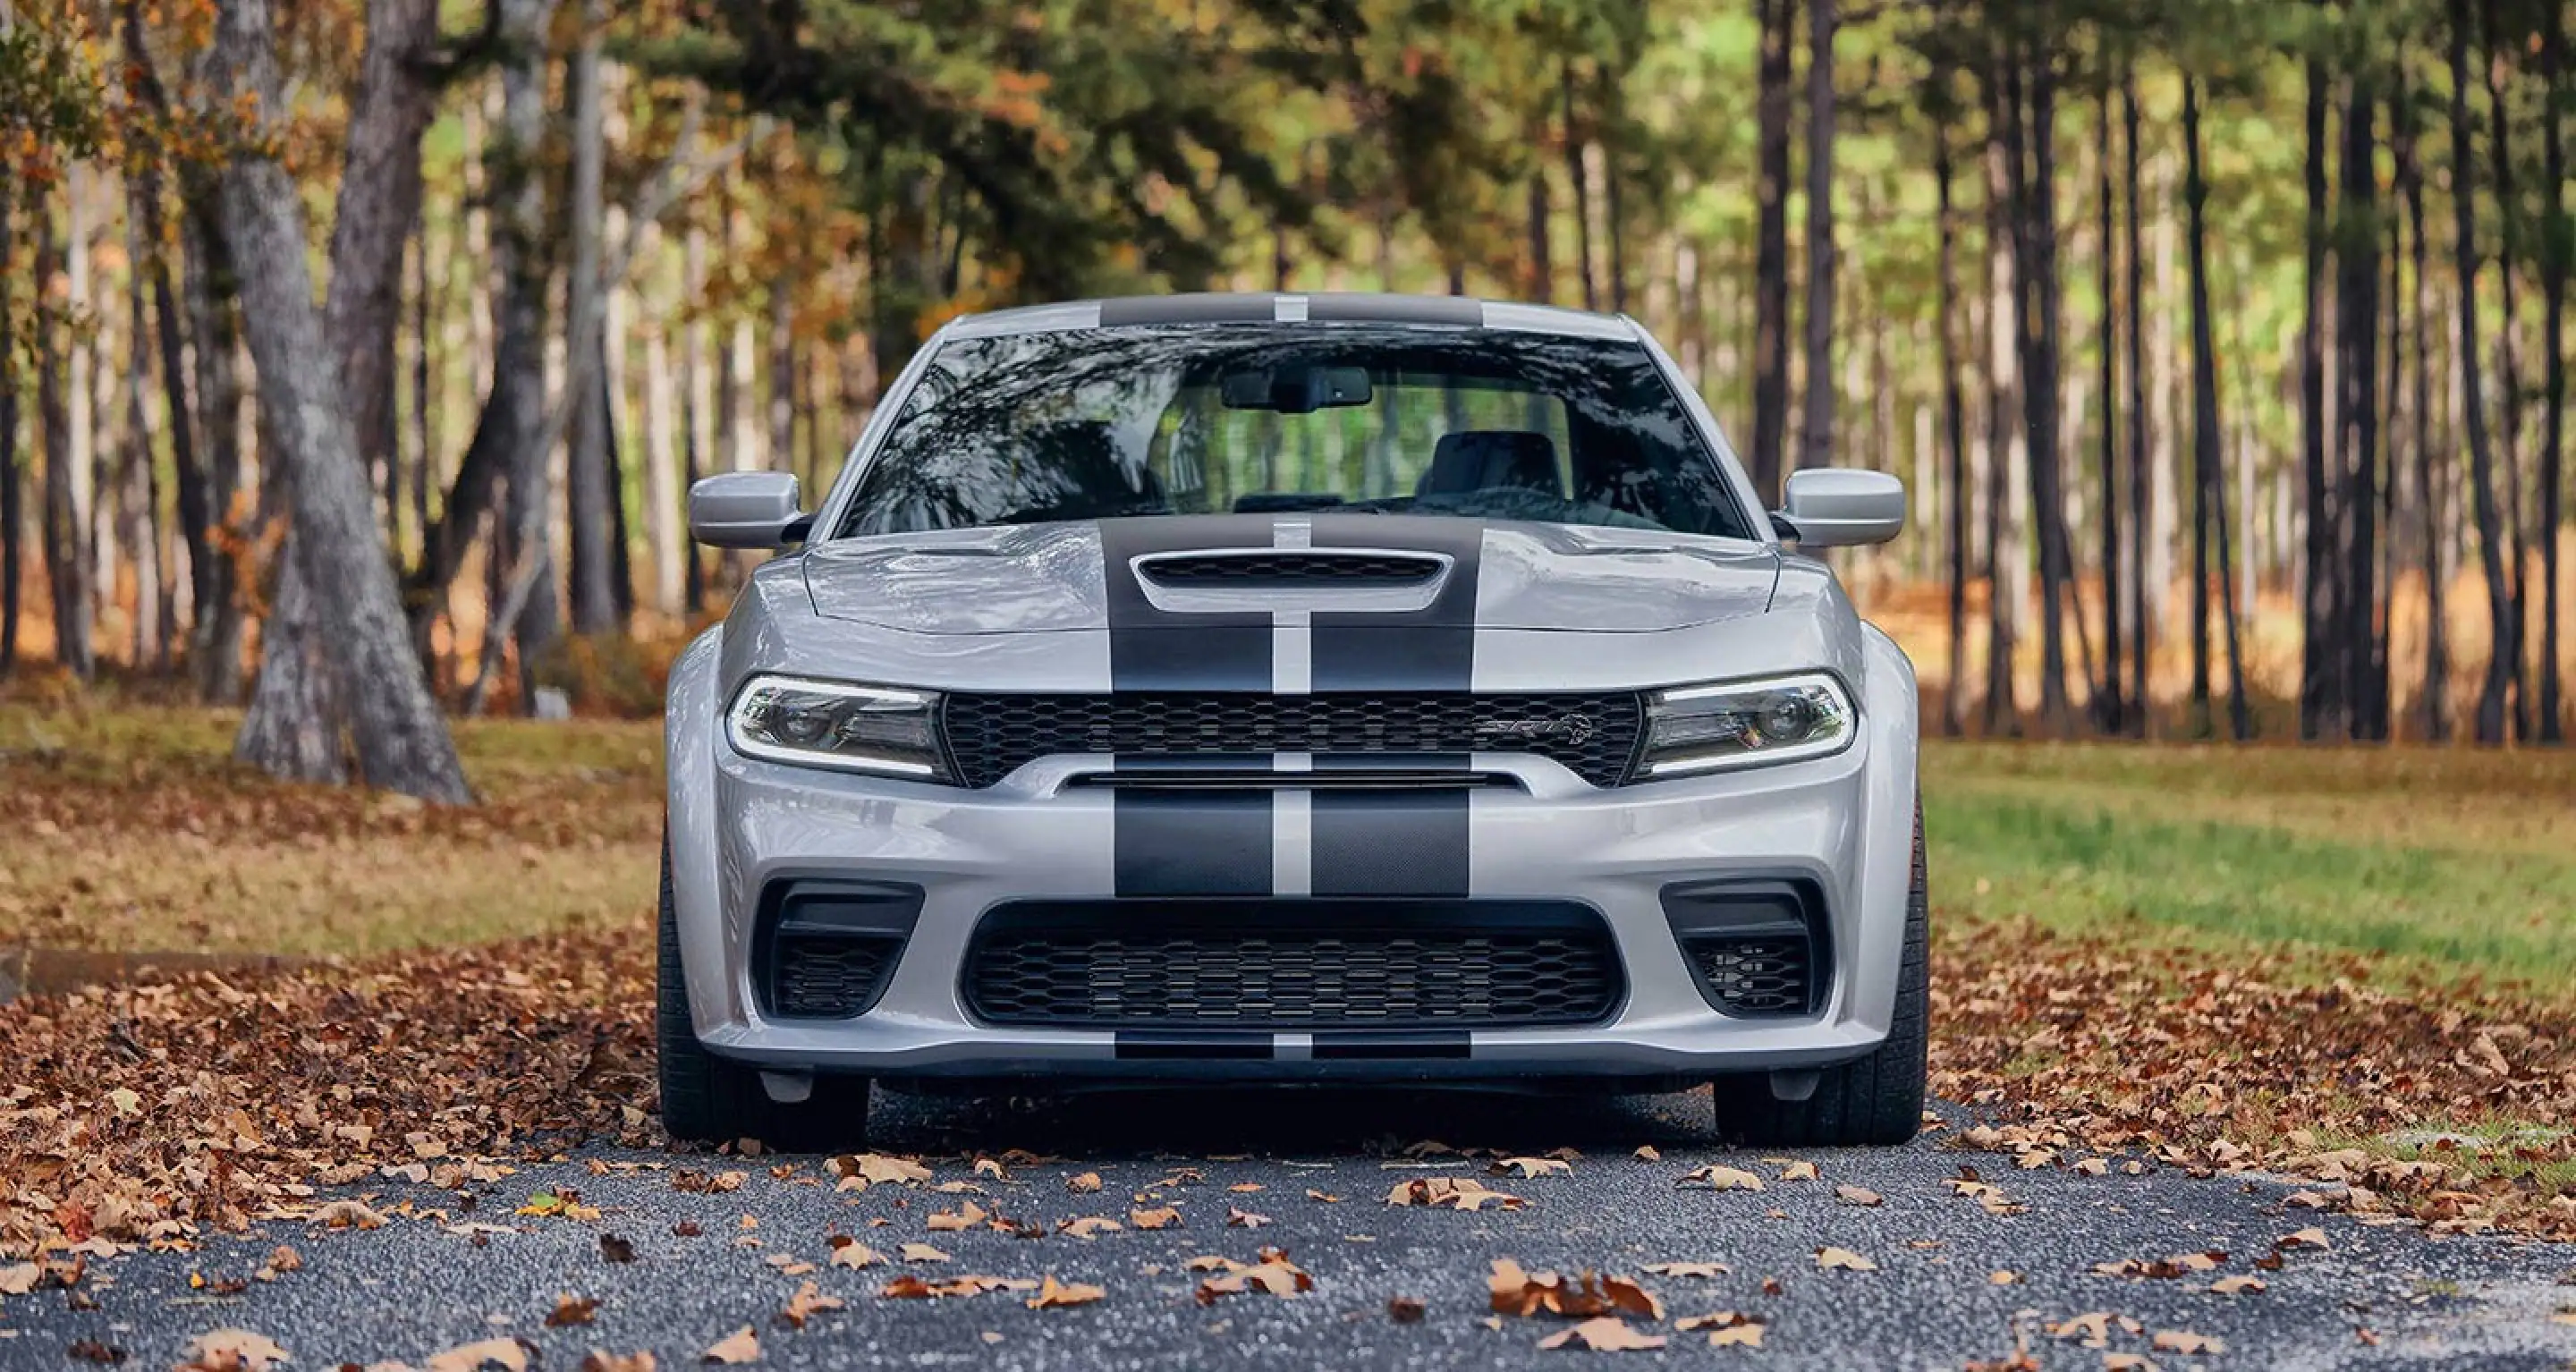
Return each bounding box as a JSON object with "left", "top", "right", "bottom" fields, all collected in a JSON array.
[{"left": 665, "top": 648, "right": 1920, "bottom": 1085}]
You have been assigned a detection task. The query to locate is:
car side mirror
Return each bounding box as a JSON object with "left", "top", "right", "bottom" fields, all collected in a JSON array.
[
  {"left": 689, "top": 471, "right": 809, "bottom": 548},
  {"left": 1772, "top": 469, "right": 1905, "bottom": 547}
]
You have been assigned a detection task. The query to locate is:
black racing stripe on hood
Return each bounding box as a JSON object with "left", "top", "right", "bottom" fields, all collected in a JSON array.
[
  {"left": 1305, "top": 514, "right": 1483, "bottom": 691},
  {"left": 1097, "top": 516, "right": 1273, "bottom": 690}
]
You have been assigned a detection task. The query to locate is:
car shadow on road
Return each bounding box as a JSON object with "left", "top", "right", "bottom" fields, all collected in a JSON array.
[{"left": 862, "top": 1082, "right": 1722, "bottom": 1158}]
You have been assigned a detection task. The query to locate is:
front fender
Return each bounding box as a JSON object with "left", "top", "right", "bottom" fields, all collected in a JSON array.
[{"left": 664, "top": 624, "right": 731, "bottom": 1036}]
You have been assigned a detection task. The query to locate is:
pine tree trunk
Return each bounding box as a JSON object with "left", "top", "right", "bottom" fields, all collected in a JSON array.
[
  {"left": 182, "top": 193, "right": 248, "bottom": 703},
  {"left": 0, "top": 173, "right": 17, "bottom": 680},
  {"left": 2298, "top": 50, "right": 2334, "bottom": 739},
  {"left": 1563, "top": 62, "right": 1596, "bottom": 312},
  {"left": 2451, "top": 0, "right": 2516, "bottom": 743},
  {"left": 1798, "top": 0, "right": 1838, "bottom": 472},
  {"left": 497, "top": 0, "right": 564, "bottom": 702},
  {"left": 2394, "top": 63, "right": 2446, "bottom": 740},
  {"left": 209, "top": 0, "right": 470, "bottom": 802},
  {"left": 2005, "top": 52, "right": 2072, "bottom": 734},
  {"left": 2096, "top": 89, "right": 2124, "bottom": 734},
  {"left": 2339, "top": 83, "right": 2383, "bottom": 741},
  {"left": 2183, "top": 78, "right": 2217, "bottom": 729},
  {"left": 2487, "top": 1, "right": 2532, "bottom": 739},
  {"left": 681, "top": 219, "right": 709, "bottom": 614},
  {"left": 1982, "top": 80, "right": 2023, "bottom": 736},
  {"left": 1936, "top": 125, "right": 1970, "bottom": 737},
  {"left": 37, "top": 196, "right": 94, "bottom": 680},
  {"left": 2123, "top": 77, "right": 2152, "bottom": 733},
  {"left": 2541, "top": 13, "right": 2566, "bottom": 743},
  {"left": 565, "top": 0, "right": 619, "bottom": 636},
  {"left": 1750, "top": 0, "right": 1793, "bottom": 498}
]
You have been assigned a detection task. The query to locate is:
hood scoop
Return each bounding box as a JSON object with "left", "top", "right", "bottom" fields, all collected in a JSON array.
[{"left": 1136, "top": 550, "right": 1446, "bottom": 589}]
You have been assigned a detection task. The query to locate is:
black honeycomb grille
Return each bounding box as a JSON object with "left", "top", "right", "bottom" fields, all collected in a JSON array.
[
  {"left": 771, "top": 936, "right": 902, "bottom": 1019},
  {"left": 1139, "top": 552, "right": 1443, "bottom": 587},
  {"left": 940, "top": 691, "right": 1645, "bottom": 789},
  {"left": 1682, "top": 937, "right": 1812, "bottom": 1017},
  {"left": 962, "top": 901, "right": 1623, "bottom": 1030}
]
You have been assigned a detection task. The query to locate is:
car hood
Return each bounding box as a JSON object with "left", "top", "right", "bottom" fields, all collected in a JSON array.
[{"left": 801, "top": 516, "right": 1779, "bottom": 635}]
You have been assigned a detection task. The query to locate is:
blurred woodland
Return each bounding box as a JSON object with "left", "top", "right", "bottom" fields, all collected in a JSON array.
[{"left": 2, "top": 0, "right": 2573, "bottom": 801}]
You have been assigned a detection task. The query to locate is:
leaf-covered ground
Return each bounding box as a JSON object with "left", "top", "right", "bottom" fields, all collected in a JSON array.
[{"left": 2, "top": 703, "right": 2572, "bottom": 1286}]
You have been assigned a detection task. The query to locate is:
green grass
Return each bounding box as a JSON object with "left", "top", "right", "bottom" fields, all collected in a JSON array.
[{"left": 1926, "top": 741, "right": 2576, "bottom": 999}]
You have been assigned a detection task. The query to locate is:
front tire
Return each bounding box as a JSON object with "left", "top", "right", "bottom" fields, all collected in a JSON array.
[
  {"left": 656, "top": 839, "right": 870, "bottom": 1149},
  {"left": 1709, "top": 800, "right": 1929, "bottom": 1147}
]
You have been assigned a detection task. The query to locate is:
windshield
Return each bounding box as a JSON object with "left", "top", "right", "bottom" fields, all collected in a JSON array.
[{"left": 833, "top": 324, "right": 1756, "bottom": 541}]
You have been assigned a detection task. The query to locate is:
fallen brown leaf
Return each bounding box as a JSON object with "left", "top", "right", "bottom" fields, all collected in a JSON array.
[
  {"left": 427, "top": 1337, "right": 532, "bottom": 1372},
  {"left": 1834, "top": 1185, "right": 1884, "bottom": 1207},
  {"left": 1678, "top": 1165, "right": 1764, "bottom": 1192},
  {"left": 1130, "top": 1207, "right": 1182, "bottom": 1230},
  {"left": 1067, "top": 1172, "right": 1104, "bottom": 1194},
  {"left": 1535, "top": 1318, "right": 1665, "bottom": 1351},
  {"left": 700, "top": 1326, "right": 759, "bottom": 1365},
  {"left": 547, "top": 1295, "right": 601, "bottom": 1327},
  {"left": 899, "top": 1243, "right": 952, "bottom": 1263},
  {"left": 176, "top": 1331, "right": 290, "bottom": 1372},
  {"left": 1026, "top": 1275, "right": 1106, "bottom": 1309},
  {"left": 1815, "top": 1247, "right": 1877, "bottom": 1272},
  {"left": 779, "top": 1280, "right": 845, "bottom": 1329}
]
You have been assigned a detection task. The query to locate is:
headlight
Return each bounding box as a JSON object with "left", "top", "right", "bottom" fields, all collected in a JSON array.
[
  {"left": 725, "top": 675, "right": 949, "bottom": 781},
  {"left": 1639, "top": 673, "right": 1856, "bottom": 777}
]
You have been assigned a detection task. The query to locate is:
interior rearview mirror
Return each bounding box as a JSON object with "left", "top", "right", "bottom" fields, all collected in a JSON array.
[
  {"left": 1774, "top": 469, "right": 1905, "bottom": 547},
  {"left": 689, "top": 471, "right": 809, "bottom": 549},
  {"left": 1218, "top": 365, "right": 1373, "bottom": 414}
]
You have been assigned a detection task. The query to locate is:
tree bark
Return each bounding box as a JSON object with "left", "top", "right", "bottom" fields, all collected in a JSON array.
[
  {"left": 2183, "top": 78, "right": 2217, "bottom": 730},
  {"left": 2339, "top": 81, "right": 2383, "bottom": 741},
  {"left": 182, "top": 193, "right": 247, "bottom": 703},
  {"left": 0, "top": 173, "right": 17, "bottom": 680},
  {"left": 2123, "top": 76, "right": 2151, "bottom": 734},
  {"left": 1981, "top": 77, "right": 2023, "bottom": 736},
  {"left": 2397, "top": 69, "right": 2446, "bottom": 741},
  {"left": 2096, "top": 87, "right": 2124, "bottom": 734},
  {"left": 2484, "top": 0, "right": 2531, "bottom": 739},
  {"left": 2451, "top": 0, "right": 2516, "bottom": 743},
  {"left": 1563, "top": 61, "right": 1597, "bottom": 312},
  {"left": 496, "top": 0, "right": 564, "bottom": 702},
  {"left": 2298, "top": 47, "right": 2334, "bottom": 739},
  {"left": 1936, "top": 123, "right": 1968, "bottom": 736},
  {"left": 1750, "top": 0, "right": 1793, "bottom": 498},
  {"left": 209, "top": 0, "right": 470, "bottom": 801},
  {"left": 236, "top": 0, "right": 444, "bottom": 773},
  {"left": 2004, "top": 48, "right": 2072, "bottom": 734},
  {"left": 1798, "top": 0, "right": 1837, "bottom": 472},
  {"left": 681, "top": 218, "right": 709, "bottom": 614},
  {"left": 565, "top": 0, "right": 620, "bottom": 636},
  {"left": 37, "top": 195, "right": 94, "bottom": 680},
  {"left": 2541, "top": 11, "right": 2566, "bottom": 743}
]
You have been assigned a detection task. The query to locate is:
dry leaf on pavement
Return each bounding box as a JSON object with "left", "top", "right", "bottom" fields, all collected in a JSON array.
[
  {"left": 1130, "top": 1207, "right": 1182, "bottom": 1230},
  {"left": 426, "top": 1337, "right": 532, "bottom": 1372},
  {"left": 1835, "top": 1185, "right": 1884, "bottom": 1207},
  {"left": 700, "top": 1326, "right": 759, "bottom": 1365},
  {"left": 2152, "top": 1330, "right": 2226, "bottom": 1354},
  {"left": 926, "top": 1202, "right": 987, "bottom": 1232},
  {"left": 547, "top": 1295, "right": 601, "bottom": 1327},
  {"left": 1490, "top": 1156, "right": 1572, "bottom": 1179},
  {"left": 779, "top": 1281, "right": 845, "bottom": 1329},
  {"left": 1642, "top": 1261, "right": 1730, "bottom": 1279},
  {"left": 826, "top": 1238, "right": 885, "bottom": 1269},
  {"left": 1060, "top": 1216, "right": 1123, "bottom": 1240},
  {"left": 1026, "top": 1275, "right": 1106, "bottom": 1309},
  {"left": 1226, "top": 1207, "right": 1273, "bottom": 1228},
  {"left": 899, "top": 1243, "right": 953, "bottom": 1264},
  {"left": 580, "top": 1355, "right": 655, "bottom": 1372},
  {"left": 1815, "top": 1247, "right": 1877, "bottom": 1272},
  {"left": 1386, "top": 1176, "right": 1527, "bottom": 1211},
  {"left": 1067, "top": 1172, "right": 1104, "bottom": 1194},
  {"left": 177, "top": 1331, "right": 291, "bottom": 1372},
  {"left": 1535, "top": 1318, "right": 1665, "bottom": 1351},
  {"left": 1678, "top": 1165, "right": 1764, "bottom": 1192}
]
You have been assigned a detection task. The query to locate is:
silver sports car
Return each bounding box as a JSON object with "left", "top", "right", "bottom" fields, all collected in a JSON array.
[{"left": 660, "top": 292, "right": 1924, "bottom": 1148}]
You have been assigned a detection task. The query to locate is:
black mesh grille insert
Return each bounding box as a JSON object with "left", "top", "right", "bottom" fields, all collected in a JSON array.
[
  {"left": 1682, "top": 937, "right": 1813, "bottom": 1016},
  {"left": 1140, "top": 552, "right": 1443, "bottom": 587},
  {"left": 773, "top": 936, "right": 901, "bottom": 1019},
  {"left": 941, "top": 691, "right": 1645, "bottom": 789},
  {"left": 962, "top": 900, "right": 1623, "bottom": 1030}
]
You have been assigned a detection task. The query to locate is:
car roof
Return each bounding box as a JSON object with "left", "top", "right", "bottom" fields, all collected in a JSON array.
[{"left": 937, "top": 292, "right": 1641, "bottom": 343}]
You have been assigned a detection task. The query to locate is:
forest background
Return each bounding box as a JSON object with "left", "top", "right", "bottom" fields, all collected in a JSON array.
[{"left": 3, "top": 0, "right": 2573, "bottom": 801}]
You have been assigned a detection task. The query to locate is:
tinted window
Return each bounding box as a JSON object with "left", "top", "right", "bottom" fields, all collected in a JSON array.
[{"left": 835, "top": 324, "right": 1753, "bottom": 540}]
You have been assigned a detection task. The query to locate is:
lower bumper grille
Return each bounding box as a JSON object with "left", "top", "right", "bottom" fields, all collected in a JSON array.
[
  {"left": 756, "top": 880, "right": 922, "bottom": 1020},
  {"left": 1662, "top": 878, "right": 1829, "bottom": 1018},
  {"left": 962, "top": 900, "right": 1623, "bottom": 1030}
]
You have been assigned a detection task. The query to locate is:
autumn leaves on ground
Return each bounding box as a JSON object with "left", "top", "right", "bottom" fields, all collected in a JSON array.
[{"left": 3, "top": 697, "right": 2573, "bottom": 1343}]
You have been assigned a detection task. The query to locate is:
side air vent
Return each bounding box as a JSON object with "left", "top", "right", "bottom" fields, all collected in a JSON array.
[
  {"left": 1138, "top": 552, "right": 1444, "bottom": 588},
  {"left": 1661, "top": 878, "right": 1830, "bottom": 1018},
  {"left": 754, "top": 879, "right": 923, "bottom": 1020}
]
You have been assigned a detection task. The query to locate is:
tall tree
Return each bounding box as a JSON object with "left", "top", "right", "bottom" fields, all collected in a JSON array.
[
  {"left": 2450, "top": 0, "right": 2515, "bottom": 742},
  {"left": 2338, "top": 78, "right": 2383, "bottom": 741},
  {"left": 207, "top": 0, "right": 470, "bottom": 801},
  {"left": 1798, "top": 0, "right": 1837, "bottom": 471},
  {"left": 2394, "top": 64, "right": 2446, "bottom": 741},
  {"left": 36, "top": 192, "right": 92, "bottom": 681},
  {"left": 1750, "top": 0, "right": 1793, "bottom": 497},
  {"left": 2182, "top": 76, "right": 2251, "bottom": 741},
  {"left": 1935, "top": 111, "right": 1969, "bottom": 737},
  {"left": 2095, "top": 85, "right": 2124, "bottom": 734},
  {"left": 565, "top": 0, "right": 621, "bottom": 636},
  {"left": 1981, "top": 72, "right": 2022, "bottom": 735},
  {"left": 2297, "top": 38, "right": 2334, "bottom": 739},
  {"left": 0, "top": 174, "right": 16, "bottom": 681},
  {"left": 2122, "top": 73, "right": 2150, "bottom": 734},
  {"left": 2539, "top": 5, "right": 2566, "bottom": 743}
]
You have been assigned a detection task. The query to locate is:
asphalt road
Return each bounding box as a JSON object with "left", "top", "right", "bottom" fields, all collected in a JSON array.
[{"left": 4, "top": 1088, "right": 2572, "bottom": 1371}]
